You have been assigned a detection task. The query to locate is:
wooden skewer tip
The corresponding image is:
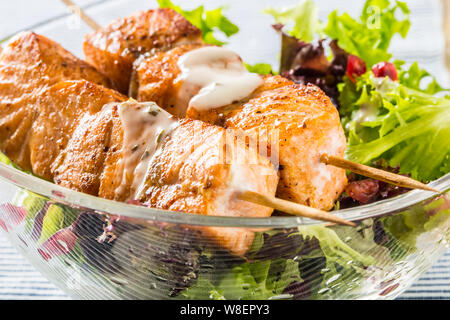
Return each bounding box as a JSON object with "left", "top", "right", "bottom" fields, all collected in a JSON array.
[
  {"left": 320, "top": 154, "right": 440, "bottom": 194},
  {"left": 61, "top": 0, "right": 101, "bottom": 31},
  {"left": 236, "top": 190, "right": 356, "bottom": 227}
]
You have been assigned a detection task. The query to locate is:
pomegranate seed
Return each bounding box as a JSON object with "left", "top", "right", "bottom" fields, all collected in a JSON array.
[
  {"left": 346, "top": 55, "right": 367, "bottom": 82},
  {"left": 372, "top": 62, "right": 398, "bottom": 81}
]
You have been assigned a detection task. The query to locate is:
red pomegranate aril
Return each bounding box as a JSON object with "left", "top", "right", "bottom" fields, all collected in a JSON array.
[
  {"left": 372, "top": 62, "right": 398, "bottom": 81},
  {"left": 346, "top": 55, "right": 367, "bottom": 82}
]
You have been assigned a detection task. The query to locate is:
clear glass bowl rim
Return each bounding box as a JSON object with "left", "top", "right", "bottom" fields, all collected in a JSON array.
[{"left": 0, "top": 162, "right": 448, "bottom": 228}]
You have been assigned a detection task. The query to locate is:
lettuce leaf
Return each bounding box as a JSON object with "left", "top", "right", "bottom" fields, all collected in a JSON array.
[
  {"left": 263, "top": 0, "right": 322, "bottom": 42},
  {"left": 265, "top": 0, "right": 410, "bottom": 68},
  {"left": 244, "top": 62, "right": 275, "bottom": 75},
  {"left": 323, "top": 0, "right": 410, "bottom": 67},
  {"left": 395, "top": 60, "right": 449, "bottom": 94},
  {"left": 157, "top": 0, "right": 239, "bottom": 45},
  {"left": 342, "top": 74, "right": 450, "bottom": 182},
  {"left": 182, "top": 257, "right": 301, "bottom": 300},
  {"left": 382, "top": 196, "right": 450, "bottom": 252}
]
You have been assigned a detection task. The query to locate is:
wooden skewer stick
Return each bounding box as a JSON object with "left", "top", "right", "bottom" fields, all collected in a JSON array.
[
  {"left": 61, "top": 0, "right": 101, "bottom": 31},
  {"left": 59, "top": 0, "right": 356, "bottom": 226},
  {"left": 236, "top": 190, "right": 356, "bottom": 227},
  {"left": 321, "top": 154, "right": 440, "bottom": 193}
]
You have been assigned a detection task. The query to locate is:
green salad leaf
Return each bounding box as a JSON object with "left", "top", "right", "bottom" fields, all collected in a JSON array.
[
  {"left": 157, "top": 0, "right": 239, "bottom": 45},
  {"left": 382, "top": 196, "right": 450, "bottom": 253},
  {"left": 296, "top": 224, "right": 391, "bottom": 297},
  {"left": 324, "top": 0, "right": 410, "bottom": 67},
  {"left": 341, "top": 74, "right": 450, "bottom": 182},
  {"left": 182, "top": 224, "right": 390, "bottom": 300},
  {"left": 296, "top": 225, "right": 376, "bottom": 268},
  {"left": 182, "top": 255, "right": 301, "bottom": 300},
  {"left": 395, "top": 60, "right": 449, "bottom": 94},
  {"left": 265, "top": 0, "right": 410, "bottom": 68},
  {"left": 244, "top": 62, "right": 275, "bottom": 75},
  {"left": 263, "top": 0, "right": 322, "bottom": 42}
]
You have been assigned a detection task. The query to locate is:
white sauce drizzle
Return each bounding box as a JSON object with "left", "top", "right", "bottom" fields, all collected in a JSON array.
[
  {"left": 177, "top": 46, "right": 263, "bottom": 111},
  {"left": 115, "top": 101, "right": 178, "bottom": 200}
]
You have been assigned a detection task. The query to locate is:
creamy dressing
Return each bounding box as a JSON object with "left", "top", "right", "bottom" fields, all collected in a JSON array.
[
  {"left": 177, "top": 46, "right": 263, "bottom": 111},
  {"left": 115, "top": 101, "right": 178, "bottom": 199}
]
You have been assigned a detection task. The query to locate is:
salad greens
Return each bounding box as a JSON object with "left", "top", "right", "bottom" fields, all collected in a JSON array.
[
  {"left": 263, "top": 0, "right": 322, "bottom": 43},
  {"left": 181, "top": 224, "right": 397, "bottom": 300},
  {"left": 324, "top": 0, "right": 410, "bottom": 68},
  {"left": 157, "top": 0, "right": 239, "bottom": 45},
  {"left": 382, "top": 196, "right": 450, "bottom": 251},
  {"left": 395, "top": 61, "right": 448, "bottom": 95},
  {"left": 265, "top": 0, "right": 410, "bottom": 68},
  {"left": 182, "top": 257, "right": 302, "bottom": 300},
  {"left": 341, "top": 74, "right": 450, "bottom": 182},
  {"left": 244, "top": 62, "right": 275, "bottom": 75}
]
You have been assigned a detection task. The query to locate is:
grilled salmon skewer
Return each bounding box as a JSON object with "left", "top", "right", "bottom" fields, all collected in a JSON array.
[
  {"left": 55, "top": 95, "right": 279, "bottom": 256},
  {"left": 0, "top": 33, "right": 356, "bottom": 253},
  {"left": 0, "top": 33, "right": 275, "bottom": 255},
  {"left": 82, "top": 10, "right": 348, "bottom": 210},
  {"left": 132, "top": 44, "right": 348, "bottom": 211}
]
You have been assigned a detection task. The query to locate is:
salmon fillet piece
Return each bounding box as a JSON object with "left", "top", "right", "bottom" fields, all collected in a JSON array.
[
  {"left": 0, "top": 32, "right": 113, "bottom": 171},
  {"left": 132, "top": 44, "right": 347, "bottom": 210},
  {"left": 131, "top": 43, "right": 205, "bottom": 117},
  {"left": 83, "top": 8, "right": 203, "bottom": 94},
  {"left": 34, "top": 80, "right": 126, "bottom": 183},
  {"left": 140, "top": 118, "right": 278, "bottom": 256},
  {"left": 191, "top": 79, "right": 347, "bottom": 210}
]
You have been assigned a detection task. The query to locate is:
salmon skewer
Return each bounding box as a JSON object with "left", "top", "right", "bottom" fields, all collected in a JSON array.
[
  {"left": 51, "top": 94, "right": 279, "bottom": 256},
  {"left": 82, "top": 10, "right": 348, "bottom": 211},
  {"left": 0, "top": 34, "right": 278, "bottom": 255},
  {"left": 135, "top": 46, "right": 348, "bottom": 210},
  {"left": 0, "top": 35, "right": 278, "bottom": 253}
]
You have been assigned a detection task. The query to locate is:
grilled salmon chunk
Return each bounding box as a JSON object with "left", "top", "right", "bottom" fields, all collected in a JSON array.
[
  {"left": 131, "top": 43, "right": 205, "bottom": 117},
  {"left": 132, "top": 44, "right": 347, "bottom": 210},
  {"left": 0, "top": 32, "right": 113, "bottom": 171},
  {"left": 191, "top": 79, "right": 347, "bottom": 210},
  {"left": 84, "top": 8, "right": 203, "bottom": 94},
  {"left": 138, "top": 117, "right": 278, "bottom": 256},
  {"left": 35, "top": 81, "right": 126, "bottom": 183}
]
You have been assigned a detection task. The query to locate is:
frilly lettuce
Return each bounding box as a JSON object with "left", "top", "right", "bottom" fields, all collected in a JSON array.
[
  {"left": 324, "top": 0, "right": 410, "bottom": 67},
  {"left": 265, "top": 0, "right": 410, "bottom": 68},
  {"left": 341, "top": 74, "right": 450, "bottom": 182},
  {"left": 263, "top": 0, "right": 322, "bottom": 42},
  {"left": 244, "top": 63, "right": 275, "bottom": 75}
]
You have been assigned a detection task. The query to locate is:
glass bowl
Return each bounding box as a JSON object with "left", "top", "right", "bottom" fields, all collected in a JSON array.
[
  {"left": 0, "top": 0, "right": 449, "bottom": 300},
  {"left": 0, "top": 159, "right": 449, "bottom": 300}
]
